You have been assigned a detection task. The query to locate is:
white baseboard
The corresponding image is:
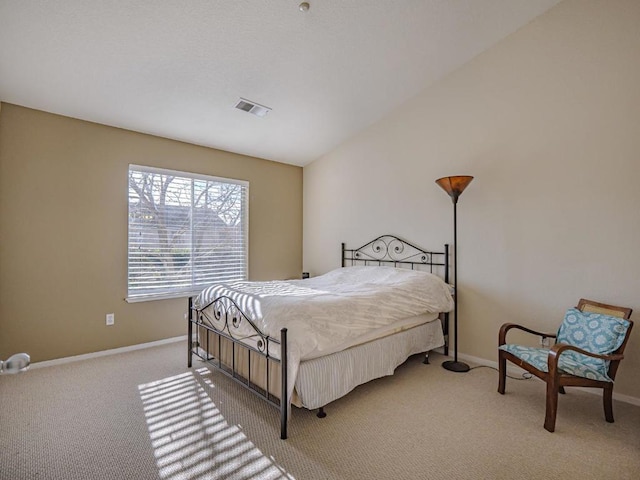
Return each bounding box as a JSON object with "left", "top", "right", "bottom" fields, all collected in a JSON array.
[
  {"left": 455, "top": 351, "right": 640, "bottom": 407},
  {"left": 27, "top": 339, "right": 640, "bottom": 408},
  {"left": 30, "top": 335, "right": 187, "bottom": 369}
]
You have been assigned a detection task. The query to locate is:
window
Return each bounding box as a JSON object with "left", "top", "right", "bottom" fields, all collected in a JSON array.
[{"left": 127, "top": 165, "right": 248, "bottom": 301}]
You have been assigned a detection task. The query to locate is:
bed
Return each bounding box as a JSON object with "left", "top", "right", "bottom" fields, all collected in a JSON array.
[{"left": 187, "top": 235, "right": 453, "bottom": 439}]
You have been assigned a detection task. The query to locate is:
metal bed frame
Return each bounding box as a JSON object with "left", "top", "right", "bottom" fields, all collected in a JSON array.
[{"left": 187, "top": 234, "right": 449, "bottom": 440}]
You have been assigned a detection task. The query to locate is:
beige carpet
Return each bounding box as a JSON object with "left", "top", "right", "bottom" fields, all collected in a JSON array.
[{"left": 1, "top": 342, "right": 639, "bottom": 480}]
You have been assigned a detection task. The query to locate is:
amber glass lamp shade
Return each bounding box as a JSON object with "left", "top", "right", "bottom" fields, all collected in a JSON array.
[{"left": 435, "top": 176, "right": 474, "bottom": 204}]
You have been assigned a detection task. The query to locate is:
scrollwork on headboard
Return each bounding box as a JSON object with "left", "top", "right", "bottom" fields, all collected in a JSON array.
[{"left": 342, "top": 235, "right": 449, "bottom": 282}]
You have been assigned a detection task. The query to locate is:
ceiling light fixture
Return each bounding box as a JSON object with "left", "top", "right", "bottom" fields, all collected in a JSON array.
[{"left": 299, "top": 2, "right": 310, "bottom": 12}]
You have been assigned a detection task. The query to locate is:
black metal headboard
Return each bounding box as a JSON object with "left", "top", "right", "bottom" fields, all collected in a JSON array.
[{"left": 341, "top": 235, "right": 449, "bottom": 284}]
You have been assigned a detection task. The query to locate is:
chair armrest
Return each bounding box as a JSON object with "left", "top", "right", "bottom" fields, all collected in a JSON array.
[
  {"left": 498, "top": 323, "right": 557, "bottom": 346},
  {"left": 547, "top": 343, "right": 625, "bottom": 378},
  {"left": 547, "top": 343, "right": 624, "bottom": 364}
]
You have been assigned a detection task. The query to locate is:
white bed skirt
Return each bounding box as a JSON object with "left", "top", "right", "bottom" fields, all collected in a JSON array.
[{"left": 294, "top": 319, "right": 445, "bottom": 410}]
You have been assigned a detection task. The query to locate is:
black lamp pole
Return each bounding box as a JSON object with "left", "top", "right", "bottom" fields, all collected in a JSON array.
[{"left": 436, "top": 175, "right": 473, "bottom": 373}]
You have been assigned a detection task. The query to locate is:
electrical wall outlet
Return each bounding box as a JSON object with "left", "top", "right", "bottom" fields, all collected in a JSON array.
[{"left": 106, "top": 313, "right": 115, "bottom": 326}]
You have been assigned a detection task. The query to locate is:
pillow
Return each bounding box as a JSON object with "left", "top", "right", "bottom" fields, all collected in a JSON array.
[{"left": 556, "top": 308, "right": 631, "bottom": 379}]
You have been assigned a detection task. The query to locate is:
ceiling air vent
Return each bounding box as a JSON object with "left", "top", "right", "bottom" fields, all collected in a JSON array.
[{"left": 234, "top": 98, "right": 272, "bottom": 117}]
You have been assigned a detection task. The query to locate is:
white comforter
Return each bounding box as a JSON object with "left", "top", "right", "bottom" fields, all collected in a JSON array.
[
  {"left": 195, "top": 266, "right": 453, "bottom": 359},
  {"left": 194, "top": 266, "right": 454, "bottom": 405}
]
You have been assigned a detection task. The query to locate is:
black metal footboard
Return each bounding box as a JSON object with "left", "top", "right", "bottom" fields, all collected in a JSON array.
[{"left": 187, "top": 296, "right": 289, "bottom": 439}]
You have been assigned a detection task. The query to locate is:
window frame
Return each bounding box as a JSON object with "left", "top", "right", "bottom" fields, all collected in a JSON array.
[{"left": 126, "top": 164, "right": 249, "bottom": 303}]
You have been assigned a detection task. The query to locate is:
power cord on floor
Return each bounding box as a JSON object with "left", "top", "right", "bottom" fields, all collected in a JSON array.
[{"left": 468, "top": 365, "right": 533, "bottom": 380}]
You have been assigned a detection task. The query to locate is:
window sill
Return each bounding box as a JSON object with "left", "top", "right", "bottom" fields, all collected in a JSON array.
[{"left": 125, "top": 291, "right": 201, "bottom": 303}]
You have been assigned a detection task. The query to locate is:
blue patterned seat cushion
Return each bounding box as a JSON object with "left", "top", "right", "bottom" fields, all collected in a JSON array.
[
  {"left": 499, "top": 344, "right": 611, "bottom": 381},
  {"left": 500, "top": 308, "right": 630, "bottom": 382}
]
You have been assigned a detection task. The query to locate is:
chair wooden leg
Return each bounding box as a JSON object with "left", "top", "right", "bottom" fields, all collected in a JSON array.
[
  {"left": 603, "top": 384, "right": 614, "bottom": 423},
  {"left": 544, "top": 377, "right": 559, "bottom": 432},
  {"left": 498, "top": 352, "right": 506, "bottom": 394}
]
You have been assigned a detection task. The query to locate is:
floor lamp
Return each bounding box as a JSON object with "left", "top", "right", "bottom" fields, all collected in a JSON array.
[{"left": 436, "top": 175, "right": 474, "bottom": 373}]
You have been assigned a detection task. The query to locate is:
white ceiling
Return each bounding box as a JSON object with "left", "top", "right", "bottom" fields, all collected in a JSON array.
[{"left": 0, "top": 0, "right": 560, "bottom": 166}]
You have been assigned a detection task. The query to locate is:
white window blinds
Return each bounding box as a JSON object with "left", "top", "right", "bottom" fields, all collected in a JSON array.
[{"left": 127, "top": 165, "right": 248, "bottom": 301}]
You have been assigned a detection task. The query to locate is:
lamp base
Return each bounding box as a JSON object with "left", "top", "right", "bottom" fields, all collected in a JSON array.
[{"left": 442, "top": 360, "right": 470, "bottom": 373}]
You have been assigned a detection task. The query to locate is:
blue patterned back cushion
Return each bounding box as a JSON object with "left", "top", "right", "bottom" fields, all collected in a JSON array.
[{"left": 556, "top": 308, "right": 630, "bottom": 377}]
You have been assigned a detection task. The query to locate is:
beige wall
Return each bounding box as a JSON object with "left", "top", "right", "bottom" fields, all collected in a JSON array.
[
  {"left": 0, "top": 104, "right": 302, "bottom": 362},
  {"left": 304, "top": 0, "right": 640, "bottom": 399}
]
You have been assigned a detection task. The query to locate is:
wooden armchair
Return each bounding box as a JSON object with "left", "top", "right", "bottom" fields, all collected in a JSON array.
[{"left": 498, "top": 299, "right": 633, "bottom": 432}]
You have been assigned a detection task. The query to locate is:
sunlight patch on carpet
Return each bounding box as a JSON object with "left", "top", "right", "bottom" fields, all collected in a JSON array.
[{"left": 139, "top": 371, "right": 294, "bottom": 479}]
